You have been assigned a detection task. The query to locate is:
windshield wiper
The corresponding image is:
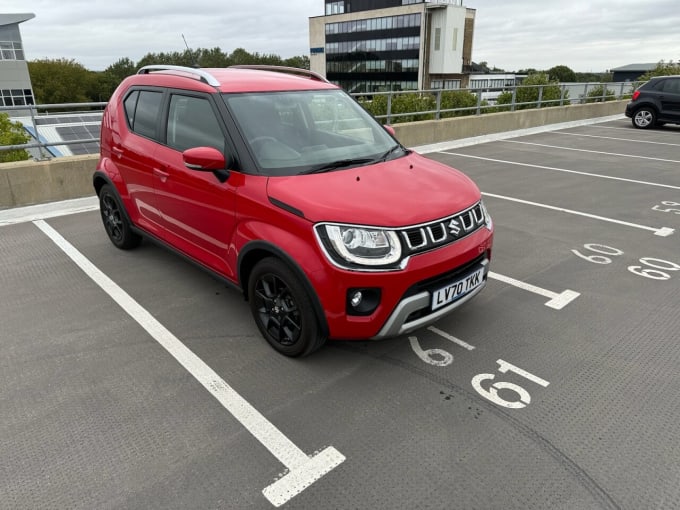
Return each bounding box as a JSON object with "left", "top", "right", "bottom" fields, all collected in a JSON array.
[
  {"left": 376, "top": 144, "right": 407, "bottom": 162},
  {"left": 301, "top": 158, "right": 374, "bottom": 174}
]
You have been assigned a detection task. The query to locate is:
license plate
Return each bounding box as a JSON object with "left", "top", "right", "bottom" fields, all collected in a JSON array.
[{"left": 431, "top": 268, "right": 485, "bottom": 311}]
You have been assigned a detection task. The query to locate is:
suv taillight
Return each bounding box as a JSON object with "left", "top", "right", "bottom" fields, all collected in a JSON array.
[{"left": 631, "top": 90, "right": 640, "bottom": 101}]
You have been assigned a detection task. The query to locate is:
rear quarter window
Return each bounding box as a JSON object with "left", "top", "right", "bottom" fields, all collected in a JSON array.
[{"left": 124, "top": 90, "right": 163, "bottom": 140}]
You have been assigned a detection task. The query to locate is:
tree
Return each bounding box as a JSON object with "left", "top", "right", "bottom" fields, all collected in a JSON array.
[
  {"left": 28, "top": 58, "right": 96, "bottom": 104},
  {"left": 91, "top": 57, "right": 137, "bottom": 102},
  {"left": 283, "top": 55, "right": 310, "bottom": 70},
  {"left": 0, "top": 113, "right": 31, "bottom": 163},
  {"left": 547, "top": 65, "right": 576, "bottom": 83},
  {"left": 638, "top": 60, "right": 680, "bottom": 81}
]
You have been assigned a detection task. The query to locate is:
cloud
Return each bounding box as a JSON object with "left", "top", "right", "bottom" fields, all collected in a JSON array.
[{"left": 4, "top": 0, "right": 679, "bottom": 72}]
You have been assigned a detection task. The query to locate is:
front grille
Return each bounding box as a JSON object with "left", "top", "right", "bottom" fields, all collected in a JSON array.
[{"left": 401, "top": 202, "right": 486, "bottom": 256}]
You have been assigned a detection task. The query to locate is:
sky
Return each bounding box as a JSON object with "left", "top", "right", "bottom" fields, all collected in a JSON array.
[{"left": 3, "top": 0, "right": 679, "bottom": 73}]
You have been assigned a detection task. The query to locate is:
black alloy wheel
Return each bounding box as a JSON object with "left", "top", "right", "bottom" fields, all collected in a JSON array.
[
  {"left": 248, "top": 257, "right": 326, "bottom": 357},
  {"left": 99, "top": 184, "right": 141, "bottom": 250}
]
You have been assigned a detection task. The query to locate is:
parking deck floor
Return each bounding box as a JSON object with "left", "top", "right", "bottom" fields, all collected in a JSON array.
[{"left": 1, "top": 117, "right": 679, "bottom": 509}]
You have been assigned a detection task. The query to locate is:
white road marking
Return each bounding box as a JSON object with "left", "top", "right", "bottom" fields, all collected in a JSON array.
[
  {"left": 482, "top": 192, "right": 675, "bottom": 237},
  {"left": 487, "top": 271, "right": 580, "bottom": 310},
  {"left": 439, "top": 152, "right": 680, "bottom": 191},
  {"left": 427, "top": 326, "right": 475, "bottom": 350},
  {"left": 553, "top": 131, "right": 680, "bottom": 147},
  {"left": 33, "top": 219, "right": 344, "bottom": 508},
  {"left": 0, "top": 196, "right": 99, "bottom": 227},
  {"left": 501, "top": 140, "right": 680, "bottom": 164}
]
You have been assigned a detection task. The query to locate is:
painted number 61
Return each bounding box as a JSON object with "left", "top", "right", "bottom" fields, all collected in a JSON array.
[{"left": 472, "top": 360, "right": 550, "bottom": 409}]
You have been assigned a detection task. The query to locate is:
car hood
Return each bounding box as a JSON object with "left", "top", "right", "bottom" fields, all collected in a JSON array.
[{"left": 266, "top": 152, "right": 481, "bottom": 226}]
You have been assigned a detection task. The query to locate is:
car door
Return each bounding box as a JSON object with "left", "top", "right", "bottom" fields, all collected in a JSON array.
[
  {"left": 659, "top": 78, "right": 680, "bottom": 121},
  {"left": 152, "top": 92, "right": 239, "bottom": 279},
  {"left": 114, "top": 88, "right": 165, "bottom": 234}
]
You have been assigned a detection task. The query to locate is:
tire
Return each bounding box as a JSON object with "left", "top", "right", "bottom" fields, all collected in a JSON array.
[
  {"left": 632, "top": 107, "right": 656, "bottom": 129},
  {"left": 99, "top": 184, "right": 142, "bottom": 250},
  {"left": 248, "top": 257, "right": 326, "bottom": 357}
]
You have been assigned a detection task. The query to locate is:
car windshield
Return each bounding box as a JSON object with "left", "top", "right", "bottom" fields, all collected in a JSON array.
[{"left": 222, "top": 89, "right": 404, "bottom": 176}]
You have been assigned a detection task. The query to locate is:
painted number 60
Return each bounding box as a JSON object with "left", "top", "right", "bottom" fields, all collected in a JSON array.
[{"left": 472, "top": 360, "right": 550, "bottom": 409}]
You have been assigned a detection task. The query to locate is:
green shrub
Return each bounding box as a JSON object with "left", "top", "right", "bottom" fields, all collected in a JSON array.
[
  {"left": 585, "top": 85, "right": 616, "bottom": 103},
  {"left": 496, "top": 73, "right": 565, "bottom": 110},
  {"left": 0, "top": 113, "right": 31, "bottom": 163}
]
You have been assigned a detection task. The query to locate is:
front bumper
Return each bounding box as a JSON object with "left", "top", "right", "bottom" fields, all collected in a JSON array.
[{"left": 315, "top": 226, "right": 493, "bottom": 340}]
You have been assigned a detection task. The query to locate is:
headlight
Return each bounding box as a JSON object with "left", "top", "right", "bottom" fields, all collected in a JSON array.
[
  {"left": 315, "top": 223, "right": 402, "bottom": 268},
  {"left": 480, "top": 200, "right": 493, "bottom": 230}
]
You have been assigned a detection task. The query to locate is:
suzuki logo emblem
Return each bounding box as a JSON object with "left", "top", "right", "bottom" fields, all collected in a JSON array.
[{"left": 448, "top": 218, "right": 461, "bottom": 236}]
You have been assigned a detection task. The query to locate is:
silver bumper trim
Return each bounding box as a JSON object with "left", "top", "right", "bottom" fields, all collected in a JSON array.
[{"left": 373, "top": 259, "right": 489, "bottom": 339}]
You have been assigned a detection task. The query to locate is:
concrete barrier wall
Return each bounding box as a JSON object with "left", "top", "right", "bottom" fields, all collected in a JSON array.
[
  {"left": 1, "top": 154, "right": 98, "bottom": 209},
  {"left": 0, "top": 100, "right": 627, "bottom": 209},
  {"left": 392, "top": 100, "right": 627, "bottom": 147}
]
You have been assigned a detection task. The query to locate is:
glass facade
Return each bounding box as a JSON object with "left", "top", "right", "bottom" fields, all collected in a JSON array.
[
  {"left": 324, "top": 11, "right": 422, "bottom": 93},
  {"left": 326, "top": 13, "right": 421, "bottom": 34}
]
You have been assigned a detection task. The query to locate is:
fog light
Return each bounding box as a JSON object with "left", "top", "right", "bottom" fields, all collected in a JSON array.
[{"left": 346, "top": 288, "right": 381, "bottom": 316}]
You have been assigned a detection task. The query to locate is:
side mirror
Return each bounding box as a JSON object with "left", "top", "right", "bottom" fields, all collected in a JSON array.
[
  {"left": 183, "top": 146, "right": 226, "bottom": 171},
  {"left": 383, "top": 125, "right": 396, "bottom": 136}
]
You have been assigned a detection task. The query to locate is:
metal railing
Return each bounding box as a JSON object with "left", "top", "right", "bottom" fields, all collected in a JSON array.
[
  {"left": 351, "top": 81, "right": 635, "bottom": 124},
  {"left": 1, "top": 82, "right": 634, "bottom": 160},
  {"left": 0, "top": 102, "right": 107, "bottom": 160}
]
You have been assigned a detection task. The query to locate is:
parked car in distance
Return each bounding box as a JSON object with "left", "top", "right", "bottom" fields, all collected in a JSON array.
[
  {"left": 625, "top": 75, "right": 680, "bottom": 129},
  {"left": 94, "top": 65, "right": 494, "bottom": 356}
]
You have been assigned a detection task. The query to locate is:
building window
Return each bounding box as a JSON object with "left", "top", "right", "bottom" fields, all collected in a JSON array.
[
  {"left": 0, "top": 88, "right": 34, "bottom": 106},
  {"left": 452, "top": 28, "right": 458, "bottom": 51},
  {"left": 326, "top": 36, "right": 420, "bottom": 54},
  {"left": 325, "top": 1, "right": 345, "bottom": 15},
  {"left": 325, "top": 13, "right": 421, "bottom": 35},
  {"left": 434, "top": 28, "right": 441, "bottom": 51},
  {"left": 0, "top": 41, "right": 25, "bottom": 61}
]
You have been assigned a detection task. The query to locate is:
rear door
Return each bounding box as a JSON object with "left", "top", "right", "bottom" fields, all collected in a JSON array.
[
  {"left": 659, "top": 78, "right": 680, "bottom": 121},
  {"left": 114, "top": 88, "right": 165, "bottom": 234}
]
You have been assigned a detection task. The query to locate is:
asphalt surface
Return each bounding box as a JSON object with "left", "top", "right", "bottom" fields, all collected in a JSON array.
[{"left": 1, "top": 117, "right": 679, "bottom": 509}]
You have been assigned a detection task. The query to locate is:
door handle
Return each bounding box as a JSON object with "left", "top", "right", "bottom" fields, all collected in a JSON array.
[
  {"left": 153, "top": 167, "right": 169, "bottom": 182},
  {"left": 111, "top": 146, "right": 124, "bottom": 158}
]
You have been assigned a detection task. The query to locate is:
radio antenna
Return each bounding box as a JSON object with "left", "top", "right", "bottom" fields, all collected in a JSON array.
[{"left": 181, "top": 34, "right": 200, "bottom": 68}]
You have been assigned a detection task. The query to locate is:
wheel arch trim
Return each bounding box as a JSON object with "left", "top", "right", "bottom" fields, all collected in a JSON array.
[{"left": 238, "top": 240, "right": 329, "bottom": 338}]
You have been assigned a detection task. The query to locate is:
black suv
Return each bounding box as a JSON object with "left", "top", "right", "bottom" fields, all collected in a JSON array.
[{"left": 625, "top": 75, "right": 680, "bottom": 129}]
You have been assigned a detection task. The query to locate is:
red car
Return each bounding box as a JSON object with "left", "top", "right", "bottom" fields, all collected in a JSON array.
[{"left": 94, "top": 65, "right": 493, "bottom": 356}]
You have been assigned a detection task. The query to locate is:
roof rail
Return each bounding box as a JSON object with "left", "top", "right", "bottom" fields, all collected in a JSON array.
[
  {"left": 229, "top": 65, "right": 330, "bottom": 84},
  {"left": 137, "top": 65, "right": 220, "bottom": 87}
]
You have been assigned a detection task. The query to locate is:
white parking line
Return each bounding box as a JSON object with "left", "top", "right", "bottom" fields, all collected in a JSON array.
[
  {"left": 487, "top": 271, "right": 580, "bottom": 310},
  {"left": 553, "top": 131, "right": 680, "bottom": 147},
  {"left": 0, "top": 196, "right": 99, "bottom": 227},
  {"left": 439, "top": 152, "right": 680, "bottom": 191},
  {"left": 427, "top": 326, "right": 475, "bottom": 350},
  {"left": 33, "top": 219, "right": 345, "bottom": 508},
  {"left": 482, "top": 192, "right": 674, "bottom": 237},
  {"left": 501, "top": 140, "right": 680, "bottom": 164}
]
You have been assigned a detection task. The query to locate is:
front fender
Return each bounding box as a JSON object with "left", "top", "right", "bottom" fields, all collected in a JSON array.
[{"left": 235, "top": 223, "right": 329, "bottom": 337}]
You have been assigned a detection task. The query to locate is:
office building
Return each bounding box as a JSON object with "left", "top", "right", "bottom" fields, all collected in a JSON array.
[
  {"left": 309, "top": 0, "right": 475, "bottom": 93},
  {"left": 0, "top": 13, "right": 35, "bottom": 108}
]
